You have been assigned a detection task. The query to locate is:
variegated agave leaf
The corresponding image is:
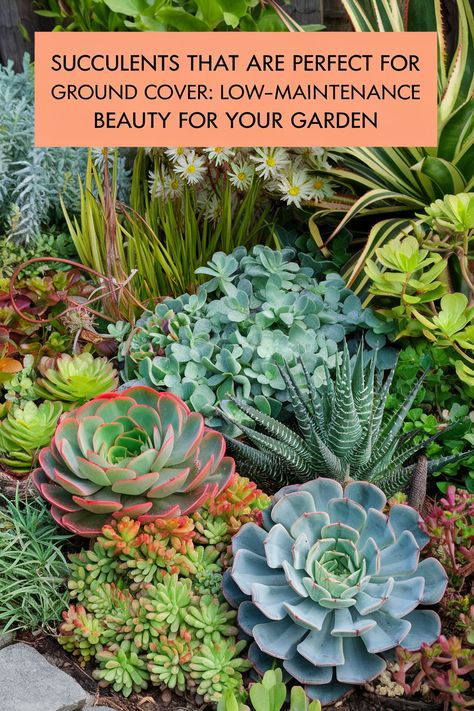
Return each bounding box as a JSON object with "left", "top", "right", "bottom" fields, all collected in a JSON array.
[
  {"left": 33, "top": 386, "right": 234, "bottom": 537},
  {"left": 222, "top": 343, "right": 474, "bottom": 495},
  {"left": 223, "top": 478, "right": 447, "bottom": 705}
]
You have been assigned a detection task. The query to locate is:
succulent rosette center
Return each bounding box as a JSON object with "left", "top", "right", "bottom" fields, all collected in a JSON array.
[
  {"left": 33, "top": 386, "right": 235, "bottom": 537},
  {"left": 223, "top": 478, "right": 448, "bottom": 705}
]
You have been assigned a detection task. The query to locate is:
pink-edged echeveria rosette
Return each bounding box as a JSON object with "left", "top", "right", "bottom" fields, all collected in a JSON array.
[{"left": 33, "top": 386, "right": 235, "bottom": 537}]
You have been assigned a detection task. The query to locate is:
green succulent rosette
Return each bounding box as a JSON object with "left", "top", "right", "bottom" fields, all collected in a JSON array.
[
  {"left": 33, "top": 386, "right": 234, "bottom": 537},
  {"left": 223, "top": 478, "right": 447, "bottom": 705}
]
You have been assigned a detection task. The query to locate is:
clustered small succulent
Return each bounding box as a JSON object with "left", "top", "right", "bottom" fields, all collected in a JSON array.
[
  {"left": 124, "top": 246, "right": 394, "bottom": 434},
  {"left": 58, "top": 476, "right": 267, "bottom": 700},
  {"left": 0, "top": 353, "right": 119, "bottom": 476}
]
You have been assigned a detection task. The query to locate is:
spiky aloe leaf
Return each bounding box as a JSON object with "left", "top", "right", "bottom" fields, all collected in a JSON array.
[{"left": 326, "top": 346, "right": 362, "bottom": 456}]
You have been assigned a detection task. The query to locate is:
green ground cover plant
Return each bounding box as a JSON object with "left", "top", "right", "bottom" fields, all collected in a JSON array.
[
  {"left": 122, "top": 245, "right": 394, "bottom": 434},
  {"left": 0, "top": 491, "right": 71, "bottom": 632},
  {"left": 36, "top": 0, "right": 323, "bottom": 32}
]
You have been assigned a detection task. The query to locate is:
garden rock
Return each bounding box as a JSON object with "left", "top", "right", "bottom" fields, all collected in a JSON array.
[
  {"left": 0, "top": 631, "right": 14, "bottom": 649},
  {"left": 0, "top": 643, "right": 87, "bottom": 711}
]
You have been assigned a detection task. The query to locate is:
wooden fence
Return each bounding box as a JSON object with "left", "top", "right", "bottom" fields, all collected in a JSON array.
[{"left": 0, "top": 0, "right": 351, "bottom": 69}]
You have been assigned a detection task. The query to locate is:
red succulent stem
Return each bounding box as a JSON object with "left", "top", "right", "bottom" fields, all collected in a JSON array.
[{"left": 8, "top": 256, "right": 139, "bottom": 324}]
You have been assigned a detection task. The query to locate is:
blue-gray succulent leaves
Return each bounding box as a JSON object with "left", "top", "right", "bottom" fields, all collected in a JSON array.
[{"left": 223, "top": 479, "right": 447, "bottom": 705}]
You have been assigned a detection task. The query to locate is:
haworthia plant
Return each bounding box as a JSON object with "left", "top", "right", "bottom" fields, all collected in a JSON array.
[{"left": 222, "top": 344, "right": 474, "bottom": 495}]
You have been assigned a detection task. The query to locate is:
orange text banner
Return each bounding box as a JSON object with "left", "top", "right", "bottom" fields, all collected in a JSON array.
[{"left": 34, "top": 31, "right": 438, "bottom": 147}]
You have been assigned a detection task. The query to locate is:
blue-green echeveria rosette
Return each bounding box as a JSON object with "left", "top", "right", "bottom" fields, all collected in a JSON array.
[{"left": 223, "top": 478, "right": 447, "bottom": 705}]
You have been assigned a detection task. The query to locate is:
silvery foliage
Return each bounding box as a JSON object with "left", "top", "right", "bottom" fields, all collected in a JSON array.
[
  {"left": 0, "top": 56, "right": 129, "bottom": 242},
  {"left": 125, "top": 246, "right": 395, "bottom": 435}
]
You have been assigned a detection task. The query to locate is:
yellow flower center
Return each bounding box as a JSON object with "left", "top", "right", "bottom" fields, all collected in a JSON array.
[
  {"left": 314, "top": 180, "right": 323, "bottom": 189},
  {"left": 238, "top": 172, "right": 246, "bottom": 181},
  {"left": 289, "top": 186, "right": 300, "bottom": 196},
  {"left": 215, "top": 147, "right": 223, "bottom": 153},
  {"left": 187, "top": 165, "right": 196, "bottom": 174},
  {"left": 266, "top": 157, "right": 276, "bottom": 167},
  {"left": 170, "top": 180, "right": 179, "bottom": 190},
  {"left": 177, "top": 147, "right": 185, "bottom": 155}
]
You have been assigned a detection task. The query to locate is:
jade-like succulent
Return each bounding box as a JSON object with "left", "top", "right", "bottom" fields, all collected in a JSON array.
[
  {"left": 141, "top": 574, "right": 192, "bottom": 636},
  {"left": 223, "top": 344, "right": 473, "bottom": 495},
  {"left": 223, "top": 478, "right": 448, "bottom": 705},
  {"left": 58, "top": 605, "right": 105, "bottom": 666},
  {"left": 34, "top": 353, "right": 119, "bottom": 407},
  {"left": 67, "top": 546, "right": 119, "bottom": 601},
  {"left": 33, "top": 385, "right": 235, "bottom": 536},
  {"left": 93, "top": 640, "right": 149, "bottom": 697},
  {"left": 148, "top": 635, "right": 194, "bottom": 691},
  {"left": 189, "top": 638, "right": 251, "bottom": 702},
  {"left": 0, "top": 400, "right": 62, "bottom": 475},
  {"left": 185, "top": 594, "right": 238, "bottom": 643}
]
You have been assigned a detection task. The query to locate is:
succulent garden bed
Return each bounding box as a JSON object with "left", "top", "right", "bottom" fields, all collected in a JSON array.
[{"left": 0, "top": 0, "right": 473, "bottom": 710}]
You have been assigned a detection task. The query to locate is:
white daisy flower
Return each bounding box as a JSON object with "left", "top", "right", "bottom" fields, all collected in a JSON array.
[
  {"left": 277, "top": 170, "right": 313, "bottom": 208},
  {"left": 148, "top": 169, "right": 166, "bottom": 199},
  {"left": 311, "top": 175, "right": 334, "bottom": 200},
  {"left": 174, "top": 150, "right": 207, "bottom": 185},
  {"left": 251, "top": 147, "right": 289, "bottom": 179},
  {"left": 165, "top": 147, "right": 189, "bottom": 162},
  {"left": 164, "top": 172, "right": 183, "bottom": 200},
  {"left": 203, "top": 147, "right": 235, "bottom": 166},
  {"left": 228, "top": 161, "right": 254, "bottom": 191},
  {"left": 202, "top": 193, "right": 222, "bottom": 222}
]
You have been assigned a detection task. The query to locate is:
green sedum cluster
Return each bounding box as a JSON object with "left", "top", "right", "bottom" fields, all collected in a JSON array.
[
  {"left": 0, "top": 400, "right": 62, "bottom": 475},
  {"left": 58, "top": 474, "right": 267, "bottom": 700},
  {"left": 124, "top": 246, "right": 394, "bottom": 435}
]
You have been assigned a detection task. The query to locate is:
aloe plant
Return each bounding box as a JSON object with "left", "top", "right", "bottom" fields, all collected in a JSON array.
[
  {"left": 223, "top": 478, "right": 448, "bottom": 704},
  {"left": 33, "top": 386, "right": 235, "bottom": 536},
  {"left": 223, "top": 344, "right": 473, "bottom": 496}
]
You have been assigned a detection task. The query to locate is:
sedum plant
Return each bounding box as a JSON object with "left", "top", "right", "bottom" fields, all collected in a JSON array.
[
  {"left": 58, "top": 502, "right": 257, "bottom": 701},
  {"left": 0, "top": 400, "right": 62, "bottom": 475},
  {"left": 94, "top": 640, "right": 149, "bottom": 697},
  {"left": 223, "top": 478, "right": 448, "bottom": 705},
  {"left": 125, "top": 246, "right": 394, "bottom": 435},
  {"left": 33, "top": 385, "right": 234, "bottom": 536},
  {"left": 34, "top": 352, "right": 119, "bottom": 407},
  {"left": 223, "top": 344, "right": 473, "bottom": 496}
]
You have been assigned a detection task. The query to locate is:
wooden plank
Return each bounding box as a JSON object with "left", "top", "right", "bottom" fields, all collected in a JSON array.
[
  {"left": 0, "top": 0, "right": 51, "bottom": 68},
  {"left": 286, "top": 0, "right": 324, "bottom": 26}
]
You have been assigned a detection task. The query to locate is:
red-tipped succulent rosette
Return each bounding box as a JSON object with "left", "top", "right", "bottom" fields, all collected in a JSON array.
[{"left": 33, "top": 386, "right": 235, "bottom": 537}]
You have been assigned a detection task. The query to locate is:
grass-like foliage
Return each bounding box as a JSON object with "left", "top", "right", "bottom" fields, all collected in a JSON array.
[{"left": 0, "top": 491, "right": 71, "bottom": 632}]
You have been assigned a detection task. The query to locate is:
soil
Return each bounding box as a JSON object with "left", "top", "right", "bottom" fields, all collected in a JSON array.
[{"left": 18, "top": 633, "right": 442, "bottom": 711}]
